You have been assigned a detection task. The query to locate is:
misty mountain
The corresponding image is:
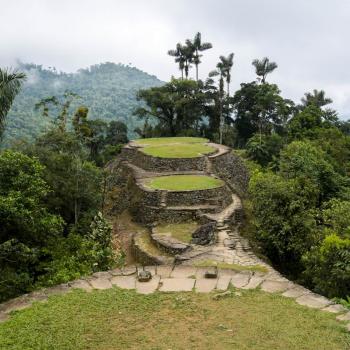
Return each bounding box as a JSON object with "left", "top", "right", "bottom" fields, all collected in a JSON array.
[{"left": 3, "top": 62, "right": 163, "bottom": 146}]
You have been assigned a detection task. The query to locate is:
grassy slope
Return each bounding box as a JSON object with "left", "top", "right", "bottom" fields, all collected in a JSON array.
[
  {"left": 154, "top": 222, "right": 199, "bottom": 243},
  {"left": 147, "top": 175, "right": 223, "bottom": 191},
  {"left": 0, "top": 288, "right": 348, "bottom": 350}
]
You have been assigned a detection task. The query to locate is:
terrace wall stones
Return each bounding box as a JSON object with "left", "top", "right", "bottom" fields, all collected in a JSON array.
[
  {"left": 121, "top": 146, "right": 208, "bottom": 172},
  {"left": 210, "top": 151, "right": 249, "bottom": 197}
]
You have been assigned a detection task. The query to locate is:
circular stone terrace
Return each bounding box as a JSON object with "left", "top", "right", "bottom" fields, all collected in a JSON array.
[{"left": 143, "top": 174, "right": 224, "bottom": 191}]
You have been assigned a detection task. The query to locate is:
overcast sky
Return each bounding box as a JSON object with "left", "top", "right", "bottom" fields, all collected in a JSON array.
[{"left": 2, "top": 0, "right": 350, "bottom": 116}]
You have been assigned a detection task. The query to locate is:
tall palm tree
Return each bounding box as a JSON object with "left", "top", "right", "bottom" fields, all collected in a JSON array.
[
  {"left": 0, "top": 68, "right": 26, "bottom": 139},
  {"left": 219, "top": 53, "right": 234, "bottom": 96},
  {"left": 168, "top": 43, "right": 186, "bottom": 79},
  {"left": 252, "top": 57, "right": 277, "bottom": 83},
  {"left": 301, "top": 89, "right": 333, "bottom": 108},
  {"left": 186, "top": 32, "right": 212, "bottom": 81}
]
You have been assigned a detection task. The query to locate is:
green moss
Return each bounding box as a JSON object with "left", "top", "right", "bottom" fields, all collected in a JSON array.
[
  {"left": 146, "top": 175, "right": 224, "bottom": 191},
  {"left": 153, "top": 222, "right": 199, "bottom": 243},
  {"left": 194, "top": 260, "right": 269, "bottom": 273},
  {"left": 0, "top": 288, "right": 348, "bottom": 350}
]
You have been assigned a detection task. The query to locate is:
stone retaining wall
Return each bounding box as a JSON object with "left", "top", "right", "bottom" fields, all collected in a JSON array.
[
  {"left": 121, "top": 146, "right": 207, "bottom": 172},
  {"left": 210, "top": 151, "right": 249, "bottom": 197}
]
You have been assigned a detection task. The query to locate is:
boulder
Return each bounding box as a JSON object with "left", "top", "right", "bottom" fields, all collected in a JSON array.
[{"left": 191, "top": 222, "right": 216, "bottom": 245}]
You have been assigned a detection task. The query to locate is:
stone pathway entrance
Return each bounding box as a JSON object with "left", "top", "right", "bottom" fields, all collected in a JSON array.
[{"left": 1, "top": 264, "right": 349, "bottom": 333}]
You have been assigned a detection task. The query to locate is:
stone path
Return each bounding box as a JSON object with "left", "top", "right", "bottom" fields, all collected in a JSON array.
[
  {"left": 179, "top": 194, "right": 271, "bottom": 269},
  {"left": 1, "top": 264, "right": 349, "bottom": 332}
]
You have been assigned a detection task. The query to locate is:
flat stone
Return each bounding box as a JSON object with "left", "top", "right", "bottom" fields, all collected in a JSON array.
[
  {"left": 216, "top": 276, "right": 231, "bottom": 291},
  {"left": 92, "top": 271, "right": 111, "bottom": 279},
  {"left": 218, "top": 269, "right": 237, "bottom": 278},
  {"left": 230, "top": 272, "right": 251, "bottom": 288},
  {"left": 282, "top": 286, "right": 310, "bottom": 298},
  {"left": 260, "top": 280, "right": 291, "bottom": 293},
  {"left": 170, "top": 266, "right": 197, "bottom": 278},
  {"left": 296, "top": 294, "right": 332, "bottom": 309},
  {"left": 109, "top": 268, "right": 123, "bottom": 276},
  {"left": 242, "top": 275, "right": 264, "bottom": 289},
  {"left": 0, "top": 297, "right": 32, "bottom": 314},
  {"left": 195, "top": 279, "right": 218, "bottom": 293},
  {"left": 143, "top": 266, "right": 157, "bottom": 276},
  {"left": 159, "top": 278, "right": 195, "bottom": 292},
  {"left": 122, "top": 266, "right": 137, "bottom": 276},
  {"left": 322, "top": 304, "right": 347, "bottom": 313},
  {"left": 45, "top": 284, "right": 71, "bottom": 296},
  {"left": 69, "top": 279, "right": 93, "bottom": 292},
  {"left": 0, "top": 312, "right": 9, "bottom": 323},
  {"left": 336, "top": 312, "right": 350, "bottom": 322},
  {"left": 89, "top": 278, "right": 113, "bottom": 290},
  {"left": 110, "top": 275, "right": 136, "bottom": 289},
  {"left": 195, "top": 267, "right": 209, "bottom": 279},
  {"left": 136, "top": 276, "right": 160, "bottom": 294},
  {"left": 156, "top": 265, "right": 173, "bottom": 278},
  {"left": 27, "top": 291, "right": 48, "bottom": 303}
]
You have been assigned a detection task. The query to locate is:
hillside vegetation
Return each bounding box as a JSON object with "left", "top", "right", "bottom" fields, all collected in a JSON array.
[{"left": 3, "top": 62, "right": 163, "bottom": 146}]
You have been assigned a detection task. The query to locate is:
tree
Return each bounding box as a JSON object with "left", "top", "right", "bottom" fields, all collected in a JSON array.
[
  {"left": 134, "top": 78, "right": 206, "bottom": 136},
  {"left": 186, "top": 32, "right": 212, "bottom": 81},
  {"left": 0, "top": 68, "right": 26, "bottom": 139},
  {"left": 168, "top": 43, "right": 186, "bottom": 79},
  {"left": 301, "top": 89, "right": 332, "bottom": 108},
  {"left": 252, "top": 57, "right": 278, "bottom": 83},
  {"left": 232, "top": 82, "right": 293, "bottom": 146},
  {"left": 0, "top": 150, "right": 63, "bottom": 300},
  {"left": 35, "top": 91, "right": 81, "bottom": 132}
]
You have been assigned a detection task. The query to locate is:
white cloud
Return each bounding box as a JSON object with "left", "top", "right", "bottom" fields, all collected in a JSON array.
[{"left": 1, "top": 0, "right": 350, "bottom": 117}]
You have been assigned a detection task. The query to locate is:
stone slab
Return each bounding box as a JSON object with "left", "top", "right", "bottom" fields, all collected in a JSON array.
[
  {"left": 216, "top": 276, "right": 231, "bottom": 291},
  {"left": 282, "top": 286, "right": 309, "bottom": 298},
  {"left": 110, "top": 276, "right": 136, "bottom": 289},
  {"left": 195, "top": 267, "right": 210, "bottom": 279},
  {"left": 122, "top": 266, "right": 137, "bottom": 276},
  {"left": 92, "top": 271, "right": 111, "bottom": 279},
  {"left": 109, "top": 268, "right": 123, "bottom": 276},
  {"left": 69, "top": 279, "right": 93, "bottom": 292},
  {"left": 156, "top": 265, "right": 173, "bottom": 278},
  {"left": 89, "top": 278, "right": 113, "bottom": 290},
  {"left": 218, "top": 269, "right": 237, "bottom": 278},
  {"left": 260, "top": 280, "right": 291, "bottom": 293},
  {"left": 170, "top": 266, "right": 197, "bottom": 278},
  {"left": 159, "top": 278, "right": 195, "bottom": 292},
  {"left": 136, "top": 276, "right": 160, "bottom": 294},
  {"left": 242, "top": 275, "right": 264, "bottom": 289},
  {"left": 296, "top": 294, "right": 332, "bottom": 309},
  {"left": 195, "top": 279, "right": 218, "bottom": 293},
  {"left": 322, "top": 304, "right": 347, "bottom": 313},
  {"left": 336, "top": 312, "right": 350, "bottom": 322},
  {"left": 230, "top": 272, "right": 251, "bottom": 288},
  {"left": 45, "top": 284, "right": 71, "bottom": 296}
]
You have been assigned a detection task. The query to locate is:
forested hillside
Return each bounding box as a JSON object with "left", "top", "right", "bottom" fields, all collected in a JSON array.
[{"left": 3, "top": 62, "right": 163, "bottom": 146}]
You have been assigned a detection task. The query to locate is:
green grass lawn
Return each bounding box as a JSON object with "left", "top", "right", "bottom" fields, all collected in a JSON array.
[
  {"left": 146, "top": 175, "right": 224, "bottom": 191},
  {"left": 134, "top": 137, "right": 208, "bottom": 146},
  {"left": 154, "top": 222, "right": 199, "bottom": 243},
  {"left": 134, "top": 137, "right": 215, "bottom": 158},
  {"left": 0, "top": 288, "right": 348, "bottom": 350}
]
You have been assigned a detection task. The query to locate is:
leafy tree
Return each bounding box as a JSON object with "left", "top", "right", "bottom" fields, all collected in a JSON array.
[
  {"left": 0, "top": 68, "right": 26, "bottom": 139},
  {"left": 232, "top": 82, "right": 293, "bottom": 146},
  {"left": 0, "top": 150, "right": 63, "bottom": 300},
  {"left": 252, "top": 57, "right": 278, "bottom": 83},
  {"left": 35, "top": 91, "right": 81, "bottom": 132},
  {"left": 134, "top": 78, "right": 206, "bottom": 136}
]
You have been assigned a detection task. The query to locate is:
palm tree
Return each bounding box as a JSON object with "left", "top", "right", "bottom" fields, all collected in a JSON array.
[
  {"left": 301, "top": 89, "right": 333, "bottom": 108},
  {"left": 168, "top": 43, "right": 186, "bottom": 79},
  {"left": 252, "top": 57, "right": 278, "bottom": 83},
  {"left": 219, "top": 53, "right": 234, "bottom": 96},
  {"left": 0, "top": 68, "right": 26, "bottom": 139},
  {"left": 186, "top": 32, "right": 212, "bottom": 81}
]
